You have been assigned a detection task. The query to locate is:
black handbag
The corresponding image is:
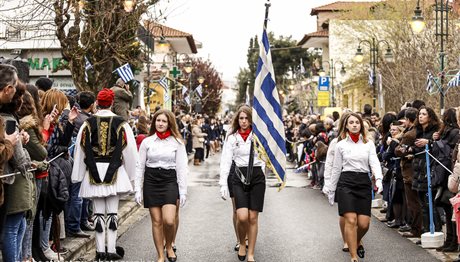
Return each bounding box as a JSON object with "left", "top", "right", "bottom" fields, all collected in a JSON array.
[
  {"left": 234, "top": 141, "right": 254, "bottom": 192},
  {"left": 435, "top": 186, "right": 454, "bottom": 205}
]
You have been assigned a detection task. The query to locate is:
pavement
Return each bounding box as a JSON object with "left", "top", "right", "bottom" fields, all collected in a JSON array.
[
  {"left": 58, "top": 153, "right": 194, "bottom": 261},
  {"left": 63, "top": 152, "right": 459, "bottom": 261}
]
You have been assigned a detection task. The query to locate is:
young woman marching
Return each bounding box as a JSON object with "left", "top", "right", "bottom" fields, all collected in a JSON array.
[
  {"left": 219, "top": 106, "right": 265, "bottom": 262},
  {"left": 135, "top": 109, "right": 188, "bottom": 262},
  {"left": 326, "top": 113, "right": 383, "bottom": 262}
]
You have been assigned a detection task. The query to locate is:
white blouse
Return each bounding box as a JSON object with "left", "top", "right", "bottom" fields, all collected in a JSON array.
[
  {"left": 329, "top": 135, "right": 382, "bottom": 192},
  {"left": 219, "top": 132, "right": 265, "bottom": 187},
  {"left": 322, "top": 138, "right": 338, "bottom": 193},
  {"left": 135, "top": 134, "right": 188, "bottom": 195}
]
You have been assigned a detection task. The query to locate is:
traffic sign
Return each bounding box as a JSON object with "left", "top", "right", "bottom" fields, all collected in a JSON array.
[
  {"left": 317, "top": 91, "right": 330, "bottom": 107},
  {"left": 318, "top": 76, "right": 330, "bottom": 91}
]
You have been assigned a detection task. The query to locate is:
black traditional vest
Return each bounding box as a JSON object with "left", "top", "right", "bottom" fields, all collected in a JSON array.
[{"left": 81, "top": 115, "right": 127, "bottom": 185}]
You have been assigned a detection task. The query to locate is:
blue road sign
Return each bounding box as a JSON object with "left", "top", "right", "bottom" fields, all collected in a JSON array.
[{"left": 318, "top": 76, "right": 330, "bottom": 91}]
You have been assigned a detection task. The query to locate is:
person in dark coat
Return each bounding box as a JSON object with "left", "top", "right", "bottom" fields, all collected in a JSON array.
[{"left": 410, "top": 106, "right": 441, "bottom": 233}]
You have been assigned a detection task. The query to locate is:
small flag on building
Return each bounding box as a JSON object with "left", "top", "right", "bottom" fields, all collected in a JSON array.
[
  {"left": 195, "top": 84, "right": 202, "bottom": 97},
  {"left": 158, "top": 76, "right": 170, "bottom": 102},
  {"left": 184, "top": 95, "right": 190, "bottom": 105},
  {"left": 115, "top": 63, "right": 134, "bottom": 83},
  {"left": 300, "top": 58, "right": 306, "bottom": 74},
  {"left": 426, "top": 70, "right": 435, "bottom": 92},
  {"left": 448, "top": 70, "right": 460, "bottom": 88},
  {"left": 182, "top": 86, "right": 188, "bottom": 96},
  {"left": 368, "top": 69, "right": 374, "bottom": 86},
  {"left": 252, "top": 7, "right": 287, "bottom": 190},
  {"left": 84, "top": 56, "right": 93, "bottom": 82}
]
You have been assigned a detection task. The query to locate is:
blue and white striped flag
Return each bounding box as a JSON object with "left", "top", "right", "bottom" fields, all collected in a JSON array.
[
  {"left": 184, "top": 95, "right": 190, "bottom": 105},
  {"left": 426, "top": 71, "right": 435, "bottom": 92},
  {"left": 252, "top": 28, "right": 287, "bottom": 189},
  {"left": 115, "top": 63, "right": 134, "bottom": 83},
  {"left": 195, "top": 84, "right": 202, "bottom": 97},
  {"left": 448, "top": 70, "right": 460, "bottom": 88},
  {"left": 84, "top": 56, "right": 93, "bottom": 82},
  {"left": 158, "top": 76, "right": 170, "bottom": 102},
  {"left": 368, "top": 69, "right": 374, "bottom": 86},
  {"left": 182, "top": 86, "right": 188, "bottom": 96}
]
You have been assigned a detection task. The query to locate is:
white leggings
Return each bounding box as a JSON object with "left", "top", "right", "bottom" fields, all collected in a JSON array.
[{"left": 93, "top": 195, "right": 120, "bottom": 253}]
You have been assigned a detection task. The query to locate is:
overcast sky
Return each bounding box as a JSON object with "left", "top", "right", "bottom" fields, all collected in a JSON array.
[{"left": 159, "top": 0, "right": 347, "bottom": 82}]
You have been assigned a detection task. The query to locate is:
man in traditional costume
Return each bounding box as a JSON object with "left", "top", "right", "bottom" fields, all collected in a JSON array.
[{"left": 71, "top": 88, "right": 137, "bottom": 260}]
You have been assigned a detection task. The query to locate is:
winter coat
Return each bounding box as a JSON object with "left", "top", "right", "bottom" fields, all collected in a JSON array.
[
  {"left": 1, "top": 113, "right": 35, "bottom": 216},
  {"left": 20, "top": 115, "right": 47, "bottom": 162},
  {"left": 411, "top": 124, "right": 439, "bottom": 192},
  {"left": 395, "top": 126, "right": 416, "bottom": 184},
  {"left": 111, "top": 86, "right": 133, "bottom": 121},
  {"left": 192, "top": 124, "right": 207, "bottom": 149},
  {"left": 0, "top": 116, "right": 14, "bottom": 207}
]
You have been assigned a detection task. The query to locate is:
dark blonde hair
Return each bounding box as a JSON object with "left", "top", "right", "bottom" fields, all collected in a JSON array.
[
  {"left": 149, "top": 109, "right": 183, "bottom": 143},
  {"left": 230, "top": 105, "right": 252, "bottom": 135},
  {"left": 40, "top": 88, "right": 68, "bottom": 117},
  {"left": 338, "top": 112, "right": 368, "bottom": 143}
]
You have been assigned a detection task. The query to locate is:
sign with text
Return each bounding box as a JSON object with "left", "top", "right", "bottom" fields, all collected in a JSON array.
[
  {"left": 318, "top": 76, "right": 330, "bottom": 91},
  {"left": 317, "top": 91, "right": 330, "bottom": 107}
]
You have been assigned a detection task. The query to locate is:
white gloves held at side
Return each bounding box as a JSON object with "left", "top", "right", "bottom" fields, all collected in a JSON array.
[
  {"left": 376, "top": 179, "right": 383, "bottom": 194},
  {"left": 220, "top": 185, "right": 230, "bottom": 200},
  {"left": 179, "top": 194, "right": 187, "bottom": 208},
  {"left": 135, "top": 190, "right": 142, "bottom": 205},
  {"left": 322, "top": 187, "right": 335, "bottom": 206}
]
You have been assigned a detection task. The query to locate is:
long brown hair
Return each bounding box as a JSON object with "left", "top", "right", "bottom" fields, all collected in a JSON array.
[
  {"left": 148, "top": 109, "right": 183, "bottom": 143},
  {"left": 230, "top": 105, "right": 252, "bottom": 135},
  {"left": 40, "top": 88, "right": 68, "bottom": 118},
  {"left": 338, "top": 112, "right": 368, "bottom": 143}
]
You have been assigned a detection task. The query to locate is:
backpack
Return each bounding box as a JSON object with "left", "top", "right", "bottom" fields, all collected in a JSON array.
[{"left": 430, "top": 139, "right": 452, "bottom": 187}]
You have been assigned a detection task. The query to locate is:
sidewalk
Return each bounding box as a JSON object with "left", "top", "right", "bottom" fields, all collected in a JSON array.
[
  {"left": 60, "top": 153, "right": 194, "bottom": 261},
  {"left": 370, "top": 201, "right": 456, "bottom": 262}
]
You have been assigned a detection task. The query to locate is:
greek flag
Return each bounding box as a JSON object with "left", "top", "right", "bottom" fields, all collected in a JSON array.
[
  {"left": 158, "top": 76, "right": 170, "bottom": 102},
  {"left": 115, "top": 63, "right": 134, "bottom": 83},
  {"left": 252, "top": 28, "right": 287, "bottom": 189},
  {"left": 182, "top": 86, "right": 188, "bottom": 96},
  {"left": 426, "top": 71, "right": 435, "bottom": 92},
  {"left": 195, "top": 84, "right": 202, "bottom": 97},
  {"left": 184, "top": 95, "right": 190, "bottom": 105},
  {"left": 368, "top": 69, "right": 374, "bottom": 86},
  {"left": 84, "top": 56, "right": 93, "bottom": 82},
  {"left": 448, "top": 70, "right": 460, "bottom": 88}
]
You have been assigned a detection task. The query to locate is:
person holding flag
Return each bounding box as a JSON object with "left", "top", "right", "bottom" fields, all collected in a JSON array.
[{"left": 219, "top": 105, "right": 265, "bottom": 262}]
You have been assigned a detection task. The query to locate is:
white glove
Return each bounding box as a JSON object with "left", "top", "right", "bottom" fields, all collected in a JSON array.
[
  {"left": 179, "top": 194, "right": 187, "bottom": 208},
  {"left": 135, "top": 190, "right": 142, "bottom": 205},
  {"left": 376, "top": 179, "right": 383, "bottom": 194},
  {"left": 327, "top": 191, "right": 335, "bottom": 206},
  {"left": 220, "top": 185, "right": 229, "bottom": 200}
]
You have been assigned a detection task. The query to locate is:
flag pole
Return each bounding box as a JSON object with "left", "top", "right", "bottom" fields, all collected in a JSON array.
[{"left": 264, "top": 1, "right": 271, "bottom": 29}]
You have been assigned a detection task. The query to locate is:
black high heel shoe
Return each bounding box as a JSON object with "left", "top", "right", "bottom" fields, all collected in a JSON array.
[
  {"left": 357, "top": 245, "right": 365, "bottom": 258},
  {"left": 167, "top": 254, "right": 177, "bottom": 262},
  {"left": 237, "top": 246, "right": 246, "bottom": 261}
]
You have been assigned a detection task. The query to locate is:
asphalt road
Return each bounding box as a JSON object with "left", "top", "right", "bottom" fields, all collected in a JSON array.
[{"left": 118, "top": 153, "right": 439, "bottom": 262}]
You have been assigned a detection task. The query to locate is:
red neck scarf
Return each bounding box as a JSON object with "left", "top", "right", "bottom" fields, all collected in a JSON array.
[
  {"left": 156, "top": 130, "right": 171, "bottom": 140},
  {"left": 238, "top": 128, "right": 252, "bottom": 142},
  {"left": 349, "top": 132, "right": 360, "bottom": 143}
]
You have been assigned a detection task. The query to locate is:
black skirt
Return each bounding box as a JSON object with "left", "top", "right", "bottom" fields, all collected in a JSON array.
[
  {"left": 228, "top": 161, "right": 236, "bottom": 198},
  {"left": 336, "top": 171, "right": 372, "bottom": 217},
  {"left": 143, "top": 167, "right": 179, "bottom": 208},
  {"left": 232, "top": 166, "right": 265, "bottom": 212}
]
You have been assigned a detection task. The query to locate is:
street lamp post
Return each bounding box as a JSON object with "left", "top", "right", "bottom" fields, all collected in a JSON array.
[
  {"left": 355, "top": 38, "right": 393, "bottom": 111},
  {"left": 318, "top": 59, "right": 346, "bottom": 107},
  {"left": 142, "top": 22, "right": 169, "bottom": 115},
  {"left": 411, "top": 0, "right": 449, "bottom": 114}
]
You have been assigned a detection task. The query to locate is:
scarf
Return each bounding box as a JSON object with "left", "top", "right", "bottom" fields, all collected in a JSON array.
[
  {"left": 349, "top": 132, "right": 360, "bottom": 143},
  {"left": 238, "top": 128, "right": 252, "bottom": 142},
  {"left": 156, "top": 130, "right": 171, "bottom": 140}
]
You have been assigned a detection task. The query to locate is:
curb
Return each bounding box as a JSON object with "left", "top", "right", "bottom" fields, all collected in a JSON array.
[
  {"left": 60, "top": 198, "right": 140, "bottom": 261},
  {"left": 370, "top": 200, "right": 453, "bottom": 262}
]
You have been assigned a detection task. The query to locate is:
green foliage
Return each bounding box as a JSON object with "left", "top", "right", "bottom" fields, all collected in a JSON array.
[{"left": 237, "top": 31, "right": 317, "bottom": 106}]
